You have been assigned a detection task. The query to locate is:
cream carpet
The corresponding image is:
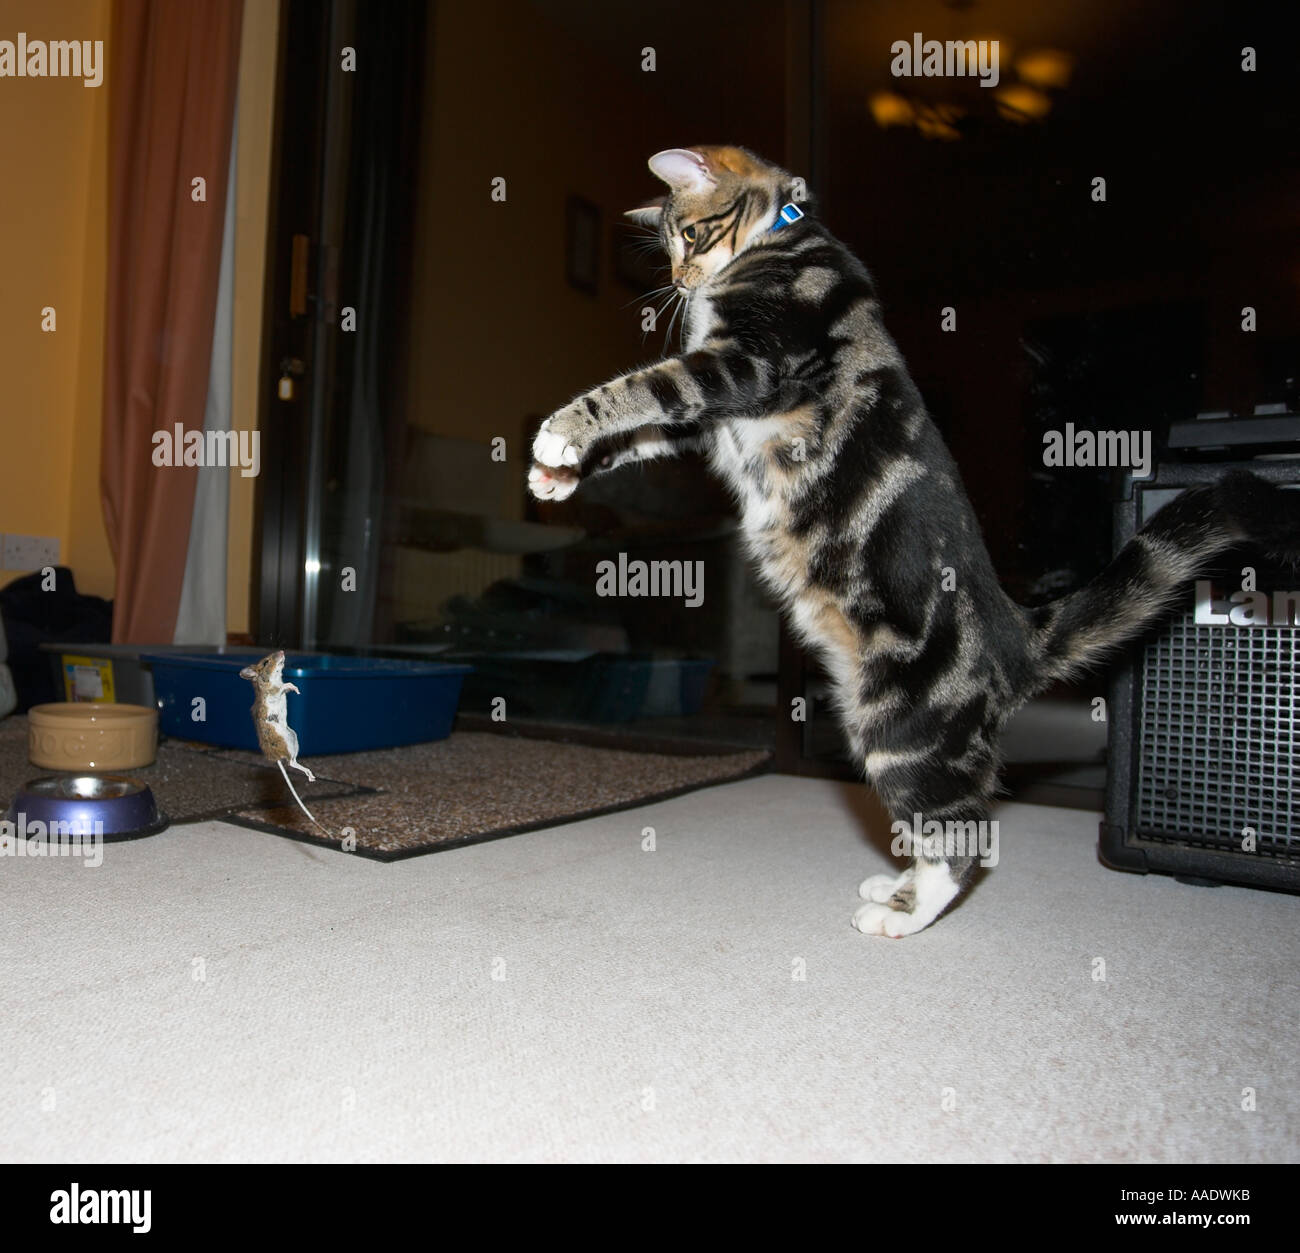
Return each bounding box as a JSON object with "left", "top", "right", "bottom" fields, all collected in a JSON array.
[{"left": 1, "top": 774, "right": 1296, "bottom": 1163}]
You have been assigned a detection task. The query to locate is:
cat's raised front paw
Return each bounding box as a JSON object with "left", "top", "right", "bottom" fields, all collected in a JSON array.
[
  {"left": 533, "top": 412, "right": 586, "bottom": 468},
  {"left": 528, "top": 462, "right": 580, "bottom": 501}
]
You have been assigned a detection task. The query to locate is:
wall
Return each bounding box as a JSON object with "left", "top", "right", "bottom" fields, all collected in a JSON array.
[
  {"left": 0, "top": 0, "right": 277, "bottom": 638},
  {"left": 0, "top": 0, "right": 112, "bottom": 599}
]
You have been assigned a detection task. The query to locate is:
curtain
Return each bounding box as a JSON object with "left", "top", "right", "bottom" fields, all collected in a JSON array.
[
  {"left": 101, "top": 0, "right": 244, "bottom": 643},
  {"left": 173, "top": 100, "right": 237, "bottom": 645}
]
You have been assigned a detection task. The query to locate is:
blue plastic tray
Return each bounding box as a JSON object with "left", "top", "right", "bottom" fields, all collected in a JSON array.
[{"left": 142, "top": 653, "right": 472, "bottom": 755}]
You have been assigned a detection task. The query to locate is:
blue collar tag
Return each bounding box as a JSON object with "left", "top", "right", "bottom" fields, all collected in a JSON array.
[{"left": 771, "top": 202, "right": 805, "bottom": 232}]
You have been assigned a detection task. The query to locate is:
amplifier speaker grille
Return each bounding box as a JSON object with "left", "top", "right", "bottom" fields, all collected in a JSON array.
[
  {"left": 1136, "top": 610, "right": 1300, "bottom": 857},
  {"left": 1102, "top": 461, "right": 1300, "bottom": 890}
]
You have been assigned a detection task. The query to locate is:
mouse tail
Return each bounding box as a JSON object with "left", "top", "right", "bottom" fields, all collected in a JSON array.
[{"left": 276, "top": 757, "right": 334, "bottom": 840}]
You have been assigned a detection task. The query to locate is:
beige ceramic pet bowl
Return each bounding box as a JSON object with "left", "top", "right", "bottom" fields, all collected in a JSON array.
[{"left": 28, "top": 703, "right": 158, "bottom": 770}]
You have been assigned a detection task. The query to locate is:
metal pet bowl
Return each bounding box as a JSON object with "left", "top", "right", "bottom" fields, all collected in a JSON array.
[{"left": 6, "top": 775, "right": 170, "bottom": 843}]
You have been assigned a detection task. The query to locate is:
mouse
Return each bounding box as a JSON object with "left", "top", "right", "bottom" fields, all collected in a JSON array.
[{"left": 238, "top": 650, "right": 334, "bottom": 839}]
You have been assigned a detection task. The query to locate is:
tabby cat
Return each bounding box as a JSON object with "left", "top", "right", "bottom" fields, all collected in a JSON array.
[{"left": 528, "top": 145, "right": 1298, "bottom": 937}]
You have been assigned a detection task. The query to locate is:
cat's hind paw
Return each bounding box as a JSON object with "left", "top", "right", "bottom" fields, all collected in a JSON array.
[
  {"left": 852, "top": 860, "right": 961, "bottom": 937},
  {"left": 852, "top": 901, "right": 929, "bottom": 938},
  {"left": 859, "top": 870, "right": 910, "bottom": 902}
]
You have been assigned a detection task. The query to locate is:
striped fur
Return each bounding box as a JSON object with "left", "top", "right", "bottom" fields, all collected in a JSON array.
[{"left": 529, "top": 145, "right": 1300, "bottom": 937}]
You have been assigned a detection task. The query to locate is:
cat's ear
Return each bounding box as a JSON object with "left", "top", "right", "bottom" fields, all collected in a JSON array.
[
  {"left": 648, "top": 148, "right": 717, "bottom": 193},
  {"left": 623, "top": 196, "right": 666, "bottom": 228}
]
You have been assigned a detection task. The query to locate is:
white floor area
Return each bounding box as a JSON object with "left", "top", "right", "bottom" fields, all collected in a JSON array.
[{"left": 2, "top": 773, "right": 1296, "bottom": 1163}]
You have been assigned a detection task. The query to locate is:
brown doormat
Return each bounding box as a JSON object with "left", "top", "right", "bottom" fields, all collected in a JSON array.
[
  {"left": 229, "top": 732, "right": 772, "bottom": 858},
  {"left": 0, "top": 717, "right": 770, "bottom": 861}
]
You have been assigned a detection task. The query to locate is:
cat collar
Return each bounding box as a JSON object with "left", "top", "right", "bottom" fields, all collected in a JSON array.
[{"left": 770, "top": 202, "right": 806, "bottom": 232}]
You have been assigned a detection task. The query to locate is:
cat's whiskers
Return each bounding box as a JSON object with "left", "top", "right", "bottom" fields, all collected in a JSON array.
[
  {"left": 661, "top": 299, "right": 681, "bottom": 356},
  {"left": 636, "top": 286, "right": 685, "bottom": 348},
  {"left": 663, "top": 288, "right": 691, "bottom": 354},
  {"left": 625, "top": 283, "right": 675, "bottom": 312}
]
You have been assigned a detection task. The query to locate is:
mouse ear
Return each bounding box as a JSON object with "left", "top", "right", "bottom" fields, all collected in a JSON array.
[{"left": 239, "top": 666, "right": 255, "bottom": 679}]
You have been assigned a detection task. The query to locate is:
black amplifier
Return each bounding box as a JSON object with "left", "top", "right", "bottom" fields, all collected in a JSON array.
[{"left": 1100, "top": 459, "right": 1300, "bottom": 890}]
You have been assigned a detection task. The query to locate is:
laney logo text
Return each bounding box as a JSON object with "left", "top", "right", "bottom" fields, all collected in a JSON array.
[{"left": 1194, "top": 580, "right": 1300, "bottom": 627}]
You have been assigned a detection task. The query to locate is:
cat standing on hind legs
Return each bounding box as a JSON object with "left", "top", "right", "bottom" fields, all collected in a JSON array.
[{"left": 530, "top": 145, "right": 1300, "bottom": 937}]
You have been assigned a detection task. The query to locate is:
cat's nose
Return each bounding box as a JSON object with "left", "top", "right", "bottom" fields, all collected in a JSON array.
[{"left": 672, "top": 278, "right": 686, "bottom": 290}]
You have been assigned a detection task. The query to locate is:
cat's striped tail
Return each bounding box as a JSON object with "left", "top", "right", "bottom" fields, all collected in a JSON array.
[{"left": 1029, "top": 470, "right": 1300, "bottom": 686}]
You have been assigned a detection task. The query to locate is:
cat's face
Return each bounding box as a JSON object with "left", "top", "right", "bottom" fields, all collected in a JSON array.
[{"left": 628, "top": 146, "right": 791, "bottom": 293}]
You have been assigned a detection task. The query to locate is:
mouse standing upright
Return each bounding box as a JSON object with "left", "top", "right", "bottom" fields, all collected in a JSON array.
[{"left": 239, "top": 650, "right": 334, "bottom": 839}]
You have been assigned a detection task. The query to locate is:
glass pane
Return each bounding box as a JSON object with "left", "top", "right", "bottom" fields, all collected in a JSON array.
[{"left": 308, "top": 0, "right": 792, "bottom": 751}]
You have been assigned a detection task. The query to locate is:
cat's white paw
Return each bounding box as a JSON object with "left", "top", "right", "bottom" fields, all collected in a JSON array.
[
  {"left": 853, "top": 901, "right": 929, "bottom": 938},
  {"left": 853, "top": 860, "right": 961, "bottom": 938},
  {"left": 859, "top": 870, "right": 909, "bottom": 903},
  {"left": 528, "top": 463, "right": 580, "bottom": 501},
  {"left": 533, "top": 419, "right": 582, "bottom": 468}
]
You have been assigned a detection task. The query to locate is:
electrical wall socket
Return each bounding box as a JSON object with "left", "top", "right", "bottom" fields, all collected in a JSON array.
[{"left": 1, "top": 534, "right": 61, "bottom": 570}]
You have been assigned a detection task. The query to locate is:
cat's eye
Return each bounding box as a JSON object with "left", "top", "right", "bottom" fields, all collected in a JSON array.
[{"left": 682, "top": 225, "right": 696, "bottom": 244}]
